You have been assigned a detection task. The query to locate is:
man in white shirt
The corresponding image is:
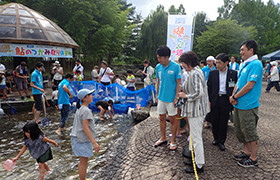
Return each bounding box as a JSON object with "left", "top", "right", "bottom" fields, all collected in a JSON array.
[
  {"left": 73, "top": 60, "right": 84, "bottom": 79},
  {"left": 98, "top": 61, "right": 114, "bottom": 86}
]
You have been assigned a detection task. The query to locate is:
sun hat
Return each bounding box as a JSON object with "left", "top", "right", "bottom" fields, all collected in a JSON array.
[
  {"left": 101, "top": 60, "right": 107, "bottom": 65},
  {"left": 54, "top": 60, "right": 60, "bottom": 66},
  {"left": 77, "top": 89, "right": 95, "bottom": 100},
  {"left": 0, "top": 69, "right": 4, "bottom": 74},
  {"left": 206, "top": 56, "right": 216, "bottom": 63}
]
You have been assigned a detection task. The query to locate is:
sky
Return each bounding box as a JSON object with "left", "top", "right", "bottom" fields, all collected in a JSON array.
[{"left": 127, "top": 0, "right": 280, "bottom": 20}]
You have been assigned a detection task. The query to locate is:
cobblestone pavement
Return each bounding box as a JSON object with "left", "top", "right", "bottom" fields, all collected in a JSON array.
[{"left": 94, "top": 82, "right": 280, "bottom": 180}]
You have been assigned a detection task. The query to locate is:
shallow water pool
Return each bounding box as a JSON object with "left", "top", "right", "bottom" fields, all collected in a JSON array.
[{"left": 0, "top": 107, "right": 134, "bottom": 179}]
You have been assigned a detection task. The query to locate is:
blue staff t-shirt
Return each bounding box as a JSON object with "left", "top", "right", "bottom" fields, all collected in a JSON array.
[
  {"left": 234, "top": 59, "right": 263, "bottom": 110},
  {"left": 156, "top": 60, "right": 181, "bottom": 102},
  {"left": 31, "top": 69, "right": 43, "bottom": 95},
  {"left": 58, "top": 79, "right": 70, "bottom": 105},
  {"left": 201, "top": 65, "right": 216, "bottom": 81}
]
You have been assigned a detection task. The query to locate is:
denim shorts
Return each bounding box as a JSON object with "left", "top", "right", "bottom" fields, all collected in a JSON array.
[
  {"left": 0, "top": 85, "right": 5, "bottom": 89},
  {"left": 71, "top": 137, "right": 93, "bottom": 157}
]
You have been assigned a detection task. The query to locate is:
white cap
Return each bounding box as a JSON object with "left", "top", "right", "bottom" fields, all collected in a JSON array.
[
  {"left": 206, "top": 56, "right": 216, "bottom": 63},
  {"left": 54, "top": 61, "right": 60, "bottom": 66}
]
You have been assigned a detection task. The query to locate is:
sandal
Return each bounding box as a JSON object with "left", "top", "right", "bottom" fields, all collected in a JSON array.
[
  {"left": 45, "top": 169, "right": 53, "bottom": 175},
  {"left": 170, "top": 143, "right": 177, "bottom": 150},
  {"left": 154, "top": 139, "right": 167, "bottom": 147}
]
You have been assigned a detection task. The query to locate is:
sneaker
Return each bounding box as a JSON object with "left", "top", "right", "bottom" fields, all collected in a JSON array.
[
  {"left": 21, "top": 96, "right": 24, "bottom": 100},
  {"left": 237, "top": 158, "right": 258, "bottom": 168},
  {"left": 234, "top": 151, "right": 250, "bottom": 161}
]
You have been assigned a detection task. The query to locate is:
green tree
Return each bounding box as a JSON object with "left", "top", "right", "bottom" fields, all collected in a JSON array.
[
  {"left": 192, "top": 12, "right": 211, "bottom": 56},
  {"left": 136, "top": 5, "right": 168, "bottom": 64},
  {"left": 196, "top": 18, "right": 257, "bottom": 58},
  {"left": 218, "top": 0, "right": 280, "bottom": 56}
]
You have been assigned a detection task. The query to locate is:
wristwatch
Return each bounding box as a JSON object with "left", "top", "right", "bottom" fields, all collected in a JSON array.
[{"left": 232, "top": 95, "right": 237, "bottom": 100}]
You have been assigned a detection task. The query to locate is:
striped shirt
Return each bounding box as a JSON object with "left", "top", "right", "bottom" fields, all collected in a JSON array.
[{"left": 181, "top": 66, "right": 210, "bottom": 118}]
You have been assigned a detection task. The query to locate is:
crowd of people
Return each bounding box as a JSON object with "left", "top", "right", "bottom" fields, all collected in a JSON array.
[
  {"left": 154, "top": 40, "right": 262, "bottom": 173},
  {"left": 3, "top": 39, "right": 267, "bottom": 179}
]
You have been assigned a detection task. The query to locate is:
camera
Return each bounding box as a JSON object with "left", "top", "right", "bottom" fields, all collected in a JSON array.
[{"left": 175, "top": 98, "right": 184, "bottom": 108}]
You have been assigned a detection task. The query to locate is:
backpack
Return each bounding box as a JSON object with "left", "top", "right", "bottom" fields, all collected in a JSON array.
[{"left": 152, "top": 67, "right": 156, "bottom": 79}]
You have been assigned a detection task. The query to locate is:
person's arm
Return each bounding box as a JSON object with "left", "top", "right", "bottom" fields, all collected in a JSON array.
[
  {"left": 107, "top": 110, "right": 113, "bottom": 118},
  {"left": 230, "top": 81, "right": 255, "bottom": 104},
  {"left": 156, "top": 78, "right": 159, "bottom": 102},
  {"left": 42, "top": 137, "right": 58, "bottom": 147},
  {"left": 83, "top": 119, "right": 100, "bottom": 152},
  {"left": 178, "top": 73, "right": 203, "bottom": 101},
  {"left": 13, "top": 145, "right": 27, "bottom": 162},
  {"left": 30, "top": 81, "right": 44, "bottom": 93},
  {"left": 174, "top": 78, "right": 181, "bottom": 106},
  {"left": 44, "top": 95, "right": 50, "bottom": 106},
  {"left": 111, "top": 105, "right": 115, "bottom": 116},
  {"left": 63, "top": 84, "right": 73, "bottom": 99}
]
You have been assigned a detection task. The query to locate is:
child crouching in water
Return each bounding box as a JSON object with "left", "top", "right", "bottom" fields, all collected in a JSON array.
[
  {"left": 13, "top": 122, "right": 58, "bottom": 180},
  {"left": 70, "top": 89, "right": 100, "bottom": 180},
  {"left": 95, "top": 100, "right": 115, "bottom": 120}
]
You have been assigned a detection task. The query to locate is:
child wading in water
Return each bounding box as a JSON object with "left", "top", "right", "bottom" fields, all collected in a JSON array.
[
  {"left": 70, "top": 89, "right": 100, "bottom": 180},
  {"left": 95, "top": 100, "right": 115, "bottom": 120},
  {"left": 13, "top": 122, "right": 58, "bottom": 180}
]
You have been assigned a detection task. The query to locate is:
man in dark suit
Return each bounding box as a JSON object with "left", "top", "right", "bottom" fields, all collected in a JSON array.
[{"left": 207, "top": 53, "right": 238, "bottom": 151}]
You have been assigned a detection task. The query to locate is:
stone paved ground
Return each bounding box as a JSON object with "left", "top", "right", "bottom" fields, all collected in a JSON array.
[{"left": 93, "top": 82, "right": 280, "bottom": 180}]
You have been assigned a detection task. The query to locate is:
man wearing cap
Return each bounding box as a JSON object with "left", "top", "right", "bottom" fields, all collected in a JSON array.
[
  {"left": 73, "top": 60, "right": 84, "bottom": 79},
  {"left": 56, "top": 73, "right": 74, "bottom": 135},
  {"left": 52, "top": 60, "right": 64, "bottom": 86},
  {"left": 207, "top": 53, "right": 238, "bottom": 151},
  {"left": 201, "top": 56, "right": 216, "bottom": 81},
  {"left": 91, "top": 65, "right": 99, "bottom": 81},
  {"left": 30, "top": 62, "right": 45, "bottom": 123},
  {"left": 98, "top": 61, "right": 114, "bottom": 86},
  {"left": 14, "top": 61, "right": 31, "bottom": 100},
  {"left": 202, "top": 56, "right": 216, "bottom": 128}
]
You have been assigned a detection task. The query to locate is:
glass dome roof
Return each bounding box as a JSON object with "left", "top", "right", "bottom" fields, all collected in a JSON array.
[{"left": 0, "top": 3, "right": 79, "bottom": 48}]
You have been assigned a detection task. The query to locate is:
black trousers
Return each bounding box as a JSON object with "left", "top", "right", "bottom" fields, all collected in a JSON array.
[
  {"left": 266, "top": 81, "right": 280, "bottom": 92},
  {"left": 211, "top": 95, "right": 231, "bottom": 144}
]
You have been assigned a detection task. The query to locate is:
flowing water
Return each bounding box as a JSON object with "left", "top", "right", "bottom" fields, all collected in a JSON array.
[{"left": 0, "top": 107, "right": 135, "bottom": 179}]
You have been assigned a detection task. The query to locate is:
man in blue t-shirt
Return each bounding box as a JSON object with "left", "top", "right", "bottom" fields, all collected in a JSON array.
[
  {"left": 201, "top": 56, "right": 216, "bottom": 81},
  {"left": 229, "top": 56, "right": 240, "bottom": 71},
  {"left": 154, "top": 45, "right": 181, "bottom": 150},
  {"left": 55, "top": 74, "right": 74, "bottom": 136},
  {"left": 30, "top": 62, "right": 44, "bottom": 123},
  {"left": 230, "top": 40, "right": 262, "bottom": 168}
]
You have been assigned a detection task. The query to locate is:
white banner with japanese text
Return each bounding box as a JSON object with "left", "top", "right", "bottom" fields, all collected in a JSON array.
[{"left": 167, "top": 15, "right": 193, "bottom": 61}]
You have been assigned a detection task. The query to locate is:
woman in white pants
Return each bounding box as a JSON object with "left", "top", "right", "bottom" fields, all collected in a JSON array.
[{"left": 178, "top": 51, "right": 210, "bottom": 173}]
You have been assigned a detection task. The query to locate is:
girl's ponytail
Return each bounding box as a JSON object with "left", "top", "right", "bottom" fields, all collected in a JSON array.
[{"left": 76, "top": 99, "right": 81, "bottom": 109}]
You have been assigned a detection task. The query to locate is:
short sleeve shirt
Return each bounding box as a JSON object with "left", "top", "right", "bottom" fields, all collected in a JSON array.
[
  {"left": 126, "top": 74, "right": 135, "bottom": 87},
  {"left": 95, "top": 100, "right": 109, "bottom": 110},
  {"left": 234, "top": 59, "right": 263, "bottom": 110},
  {"left": 156, "top": 60, "right": 181, "bottom": 102},
  {"left": 58, "top": 79, "right": 70, "bottom": 105},
  {"left": 201, "top": 65, "right": 216, "bottom": 81},
  {"left": 24, "top": 135, "right": 50, "bottom": 159},
  {"left": 70, "top": 105, "right": 96, "bottom": 142},
  {"left": 52, "top": 90, "right": 58, "bottom": 100},
  {"left": 31, "top": 69, "right": 43, "bottom": 95},
  {"left": 99, "top": 67, "right": 112, "bottom": 83}
]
